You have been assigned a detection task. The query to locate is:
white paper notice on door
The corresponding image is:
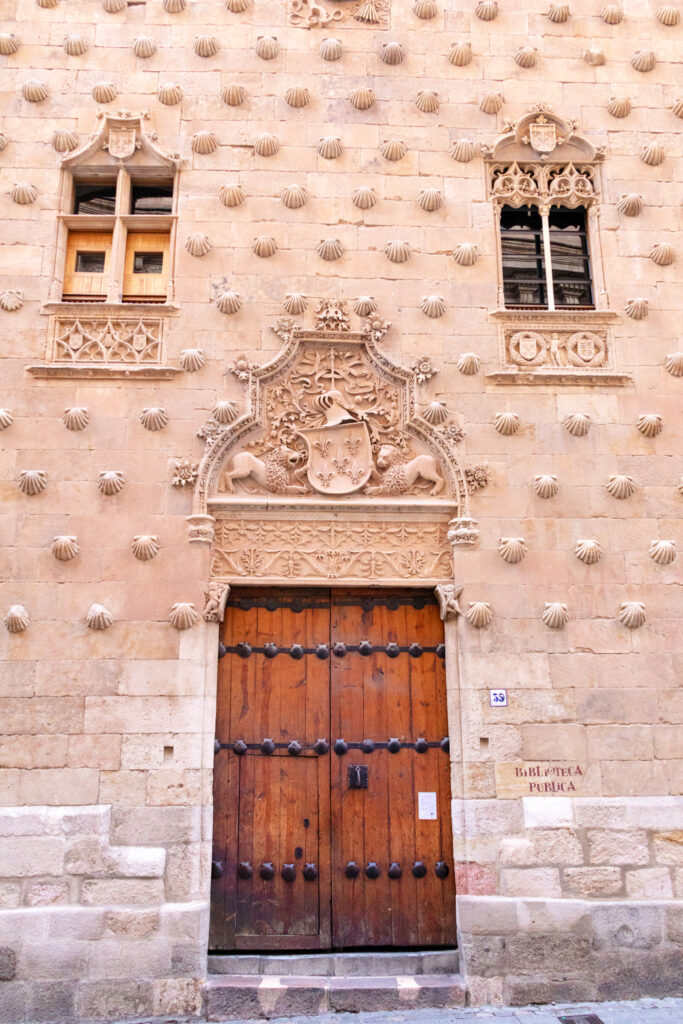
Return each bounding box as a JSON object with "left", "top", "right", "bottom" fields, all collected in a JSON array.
[{"left": 418, "top": 791, "right": 437, "bottom": 820}]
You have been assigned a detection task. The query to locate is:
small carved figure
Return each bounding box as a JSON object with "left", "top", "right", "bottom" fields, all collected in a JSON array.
[
  {"left": 366, "top": 444, "right": 445, "bottom": 496},
  {"left": 219, "top": 446, "right": 305, "bottom": 494},
  {"left": 203, "top": 582, "right": 230, "bottom": 622}
]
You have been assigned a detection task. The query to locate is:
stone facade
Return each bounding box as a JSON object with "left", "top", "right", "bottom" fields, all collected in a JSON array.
[{"left": 1, "top": 0, "right": 682, "bottom": 1018}]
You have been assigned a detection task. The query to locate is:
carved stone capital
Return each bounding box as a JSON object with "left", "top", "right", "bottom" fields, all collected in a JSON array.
[
  {"left": 434, "top": 584, "right": 463, "bottom": 621},
  {"left": 203, "top": 582, "right": 230, "bottom": 622},
  {"left": 187, "top": 513, "right": 215, "bottom": 545},
  {"left": 447, "top": 516, "right": 480, "bottom": 548}
]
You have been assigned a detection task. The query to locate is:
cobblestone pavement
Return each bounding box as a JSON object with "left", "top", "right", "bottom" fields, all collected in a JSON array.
[{"left": 212, "top": 998, "right": 683, "bottom": 1024}]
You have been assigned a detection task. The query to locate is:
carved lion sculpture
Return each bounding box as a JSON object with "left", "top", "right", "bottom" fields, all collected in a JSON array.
[
  {"left": 219, "top": 446, "right": 305, "bottom": 495},
  {"left": 366, "top": 444, "right": 445, "bottom": 496}
]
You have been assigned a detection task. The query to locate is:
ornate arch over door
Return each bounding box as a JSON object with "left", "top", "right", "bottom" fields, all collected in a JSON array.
[{"left": 188, "top": 301, "right": 479, "bottom": 589}]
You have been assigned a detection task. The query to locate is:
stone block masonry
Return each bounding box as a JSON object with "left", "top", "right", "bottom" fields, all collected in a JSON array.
[{"left": 0, "top": 0, "right": 682, "bottom": 1016}]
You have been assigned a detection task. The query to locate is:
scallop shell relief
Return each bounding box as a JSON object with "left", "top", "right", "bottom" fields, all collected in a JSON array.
[
  {"left": 498, "top": 537, "right": 527, "bottom": 563},
  {"left": 52, "top": 536, "right": 79, "bottom": 561}
]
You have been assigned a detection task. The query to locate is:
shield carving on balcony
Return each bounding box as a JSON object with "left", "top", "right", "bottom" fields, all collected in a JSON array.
[
  {"left": 298, "top": 421, "right": 373, "bottom": 495},
  {"left": 528, "top": 116, "right": 557, "bottom": 154}
]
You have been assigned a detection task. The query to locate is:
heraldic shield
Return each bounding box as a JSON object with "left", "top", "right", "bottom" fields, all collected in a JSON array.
[{"left": 298, "top": 421, "right": 374, "bottom": 495}]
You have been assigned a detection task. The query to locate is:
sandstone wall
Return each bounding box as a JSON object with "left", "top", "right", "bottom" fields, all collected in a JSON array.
[{"left": 1, "top": 0, "right": 682, "bottom": 1016}]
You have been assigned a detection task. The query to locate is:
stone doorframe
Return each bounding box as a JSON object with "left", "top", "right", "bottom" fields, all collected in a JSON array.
[{"left": 183, "top": 302, "right": 482, "bottom": 958}]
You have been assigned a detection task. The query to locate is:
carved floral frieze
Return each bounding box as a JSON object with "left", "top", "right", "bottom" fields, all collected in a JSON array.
[{"left": 288, "top": 0, "right": 389, "bottom": 28}]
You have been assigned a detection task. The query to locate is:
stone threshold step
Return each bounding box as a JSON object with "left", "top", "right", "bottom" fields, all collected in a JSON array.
[
  {"left": 205, "top": 973, "right": 467, "bottom": 1019},
  {"left": 208, "top": 948, "right": 459, "bottom": 977}
]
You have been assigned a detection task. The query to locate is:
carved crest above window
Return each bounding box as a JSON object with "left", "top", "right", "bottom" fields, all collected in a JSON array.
[{"left": 60, "top": 110, "right": 180, "bottom": 170}]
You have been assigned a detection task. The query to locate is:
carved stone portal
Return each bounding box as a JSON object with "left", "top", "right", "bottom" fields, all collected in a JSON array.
[{"left": 192, "top": 302, "right": 475, "bottom": 586}]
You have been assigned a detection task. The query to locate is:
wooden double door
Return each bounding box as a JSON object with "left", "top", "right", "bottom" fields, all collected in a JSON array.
[{"left": 210, "top": 588, "right": 457, "bottom": 951}]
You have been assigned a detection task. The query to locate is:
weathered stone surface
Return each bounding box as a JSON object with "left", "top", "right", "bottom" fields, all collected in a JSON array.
[{"left": 0, "top": 947, "right": 17, "bottom": 981}]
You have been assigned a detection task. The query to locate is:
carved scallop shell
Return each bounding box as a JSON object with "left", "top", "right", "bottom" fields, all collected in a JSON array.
[
  {"left": 457, "top": 352, "right": 480, "bottom": 375},
  {"left": 252, "top": 235, "right": 278, "bottom": 258},
  {"left": 422, "top": 400, "right": 449, "bottom": 424},
  {"left": 381, "top": 138, "right": 407, "bottom": 161},
  {"left": 575, "top": 539, "right": 603, "bottom": 564},
  {"left": 185, "top": 233, "right": 212, "bottom": 256},
  {"left": 63, "top": 33, "right": 87, "bottom": 56},
  {"left": 494, "top": 411, "right": 520, "bottom": 435},
  {"left": 650, "top": 539, "right": 677, "bottom": 565},
  {"left": 131, "top": 535, "right": 160, "bottom": 561},
  {"left": 421, "top": 296, "right": 446, "bottom": 319},
  {"left": 564, "top": 412, "right": 591, "bottom": 436},
  {"left": 542, "top": 602, "right": 568, "bottom": 629},
  {"left": 226, "top": 0, "right": 252, "bottom": 10},
  {"left": 354, "top": 296, "right": 377, "bottom": 316},
  {"left": 283, "top": 293, "right": 308, "bottom": 315},
  {"left": 222, "top": 83, "right": 247, "bottom": 106},
  {"left": 636, "top": 413, "right": 663, "bottom": 437},
  {"left": 650, "top": 242, "right": 675, "bottom": 266},
  {"left": 102, "top": 0, "right": 126, "bottom": 11},
  {"left": 479, "top": 92, "right": 503, "bottom": 114},
  {"left": 169, "top": 602, "right": 199, "bottom": 630},
  {"left": 51, "top": 536, "right": 79, "bottom": 561},
  {"left": 140, "top": 407, "right": 169, "bottom": 431},
  {"left": 352, "top": 186, "right": 377, "bottom": 209},
  {"left": 515, "top": 46, "right": 537, "bottom": 68},
  {"left": 192, "top": 131, "right": 219, "bottom": 155},
  {"left": 98, "top": 470, "right": 125, "bottom": 495},
  {"left": 584, "top": 48, "right": 605, "bottom": 65},
  {"left": 625, "top": 297, "right": 648, "bottom": 319},
  {"left": 379, "top": 41, "right": 405, "bottom": 65},
  {"left": 657, "top": 4, "right": 680, "bottom": 23},
  {"left": 534, "top": 474, "right": 559, "bottom": 499},
  {"left": 385, "top": 240, "right": 411, "bottom": 264},
  {"left": 475, "top": 0, "right": 498, "bottom": 18},
  {"left": 449, "top": 41, "right": 472, "bottom": 66},
  {"left": 413, "top": 0, "right": 438, "bottom": 17},
  {"left": 22, "top": 80, "right": 48, "bottom": 103},
  {"left": 215, "top": 290, "right": 242, "bottom": 314},
  {"left": 37, "top": 0, "right": 59, "bottom": 7},
  {"left": 281, "top": 184, "right": 308, "bottom": 209},
  {"left": 450, "top": 139, "right": 476, "bottom": 162},
  {"left": 0, "top": 409, "right": 13, "bottom": 430},
  {"left": 92, "top": 81, "right": 117, "bottom": 103},
  {"left": 12, "top": 183, "right": 37, "bottom": 206},
  {"left": 631, "top": 49, "right": 656, "bottom": 72},
  {"left": 0, "top": 34, "right": 20, "bottom": 55},
  {"left": 0, "top": 290, "right": 21, "bottom": 311},
  {"left": 52, "top": 129, "right": 78, "bottom": 153},
  {"left": 617, "top": 193, "right": 642, "bottom": 216},
  {"left": 416, "top": 90, "right": 439, "bottom": 113},
  {"left": 418, "top": 188, "right": 444, "bottom": 212},
  {"left": 0, "top": 133, "right": 6, "bottom": 153},
  {"left": 255, "top": 35, "right": 279, "bottom": 60},
  {"left": 453, "top": 243, "right": 479, "bottom": 266},
  {"left": 607, "top": 474, "right": 635, "bottom": 499},
  {"left": 254, "top": 133, "right": 280, "bottom": 157},
  {"left": 219, "top": 183, "right": 245, "bottom": 207},
  {"left": 498, "top": 537, "right": 527, "bottom": 564},
  {"left": 4, "top": 606, "right": 29, "bottom": 634},
  {"left": 600, "top": 3, "right": 623, "bottom": 22},
  {"left": 132, "top": 36, "right": 157, "bottom": 58},
  {"left": 285, "top": 86, "right": 311, "bottom": 108},
  {"left": 320, "top": 37, "right": 343, "bottom": 61},
  {"left": 180, "top": 348, "right": 205, "bottom": 371},
  {"left": 163, "top": 0, "right": 187, "bottom": 10},
  {"left": 672, "top": 99, "right": 683, "bottom": 118},
  {"left": 665, "top": 352, "right": 683, "bottom": 377},
  {"left": 466, "top": 602, "right": 493, "bottom": 629},
  {"left": 356, "top": 0, "right": 381, "bottom": 23},
  {"left": 350, "top": 87, "right": 374, "bottom": 109},
  {"left": 19, "top": 470, "right": 47, "bottom": 495},
  {"left": 63, "top": 407, "right": 89, "bottom": 431},
  {"left": 87, "top": 603, "right": 113, "bottom": 631},
  {"left": 158, "top": 83, "right": 183, "bottom": 105},
  {"left": 607, "top": 96, "right": 631, "bottom": 118},
  {"left": 195, "top": 35, "right": 219, "bottom": 57},
  {"left": 213, "top": 400, "right": 239, "bottom": 424},
  {"left": 618, "top": 601, "right": 646, "bottom": 629},
  {"left": 318, "top": 239, "right": 344, "bottom": 261},
  {"left": 547, "top": 2, "right": 570, "bottom": 21},
  {"left": 318, "top": 136, "right": 343, "bottom": 159}
]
